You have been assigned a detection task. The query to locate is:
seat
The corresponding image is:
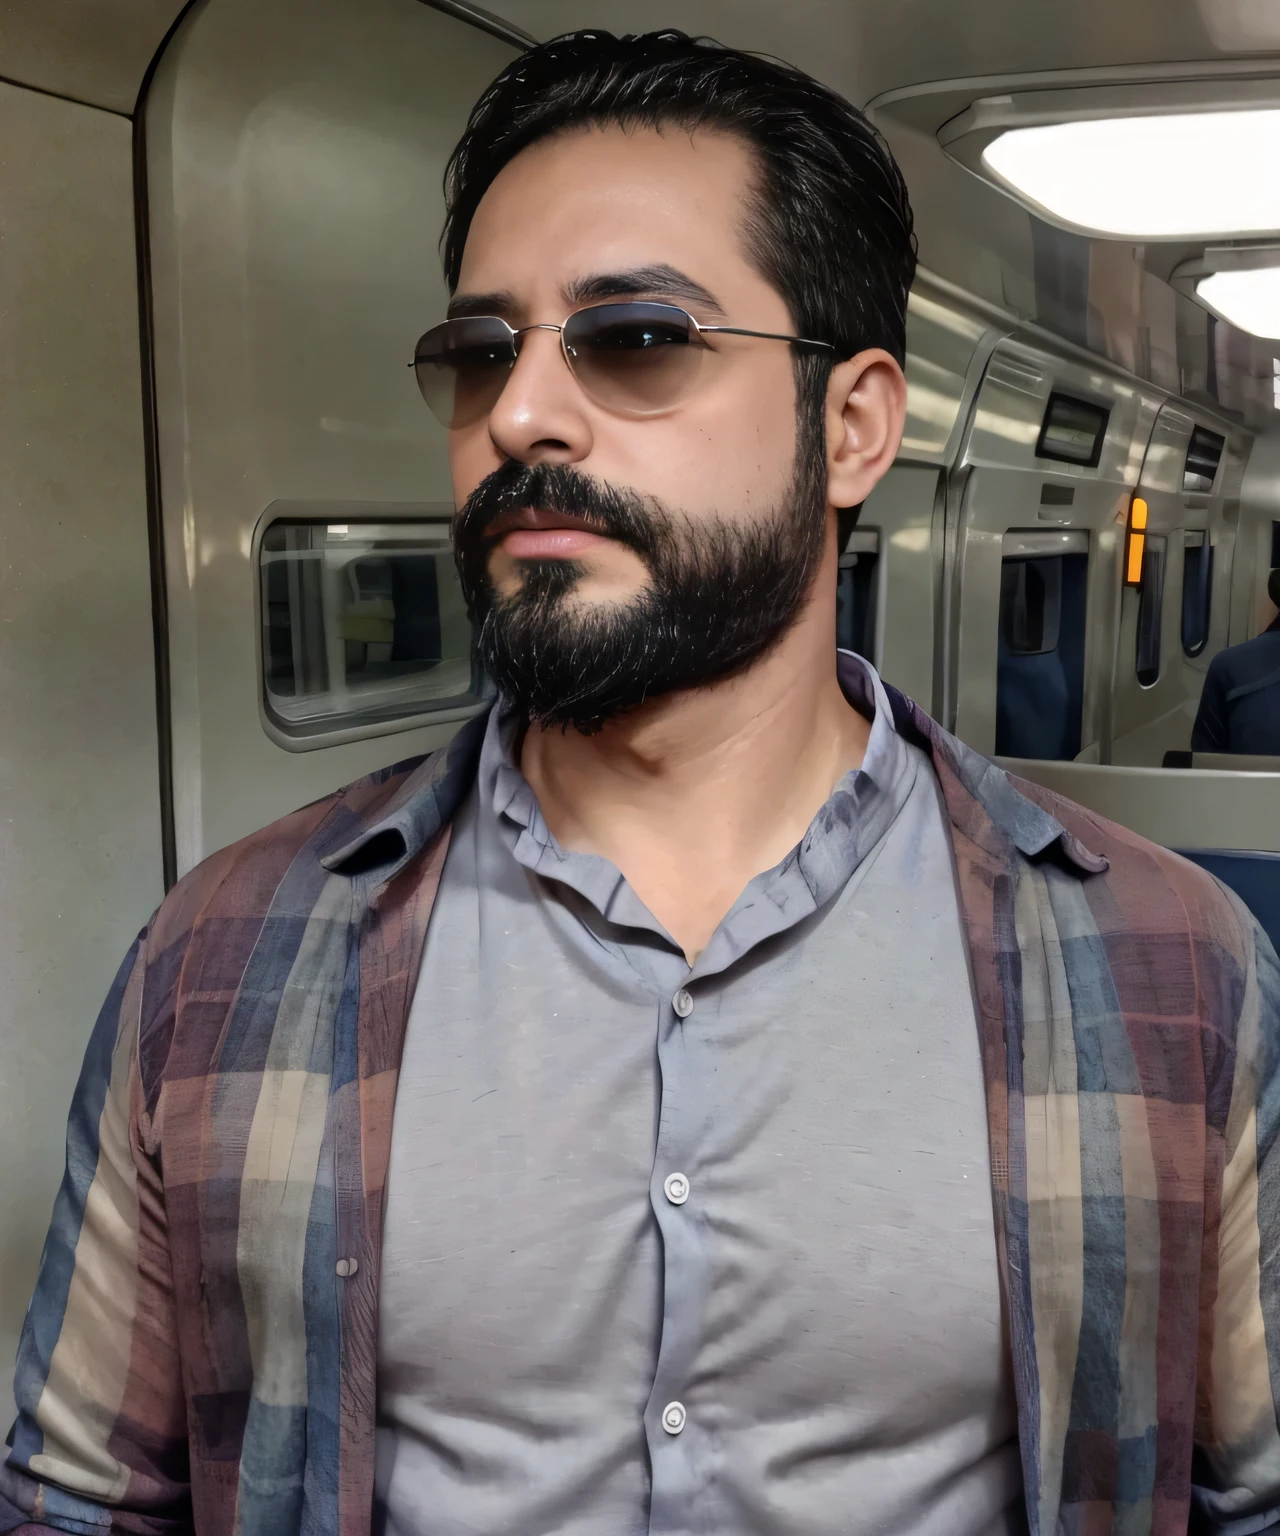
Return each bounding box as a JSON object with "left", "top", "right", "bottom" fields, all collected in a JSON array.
[
  {"left": 1176, "top": 849, "right": 1280, "bottom": 957},
  {"left": 1164, "top": 750, "right": 1280, "bottom": 772}
]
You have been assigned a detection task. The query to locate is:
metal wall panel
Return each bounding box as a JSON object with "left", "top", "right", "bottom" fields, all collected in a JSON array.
[
  {"left": 1110, "top": 405, "right": 1247, "bottom": 765},
  {"left": 145, "top": 0, "right": 518, "bottom": 873},
  {"left": 0, "top": 83, "right": 164, "bottom": 1430},
  {"left": 899, "top": 274, "right": 999, "bottom": 467},
  {"left": 949, "top": 336, "right": 1163, "bottom": 757},
  {"left": 1236, "top": 428, "right": 1280, "bottom": 641},
  {"left": 857, "top": 465, "right": 944, "bottom": 711}
]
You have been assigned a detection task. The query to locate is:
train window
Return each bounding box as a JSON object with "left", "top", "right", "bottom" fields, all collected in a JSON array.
[
  {"left": 995, "top": 533, "right": 1089, "bottom": 760},
  {"left": 1183, "top": 427, "right": 1225, "bottom": 494},
  {"left": 1135, "top": 534, "right": 1167, "bottom": 687},
  {"left": 835, "top": 529, "right": 879, "bottom": 660},
  {"left": 1181, "top": 532, "right": 1213, "bottom": 657},
  {"left": 1035, "top": 392, "right": 1109, "bottom": 468},
  {"left": 1000, "top": 558, "right": 1060, "bottom": 654},
  {"left": 260, "top": 519, "right": 486, "bottom": 738}
]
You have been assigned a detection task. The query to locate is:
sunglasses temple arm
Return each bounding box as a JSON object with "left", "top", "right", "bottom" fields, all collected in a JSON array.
[{"left": 697, "top": 325, "right": 834, "bottom": 352}]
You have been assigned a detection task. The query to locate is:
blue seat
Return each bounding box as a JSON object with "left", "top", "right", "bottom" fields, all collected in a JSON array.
[{"left": 1176, "top": 849, "right": 1280, "bottom": 958}]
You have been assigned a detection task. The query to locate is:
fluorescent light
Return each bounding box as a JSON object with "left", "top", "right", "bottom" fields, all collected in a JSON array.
[
  {"left": 982, "top": 109, "right": 1280, "bottom": 238},
  {"left": 1197, "top": 268, "right": 1280, "bottom": 339}
]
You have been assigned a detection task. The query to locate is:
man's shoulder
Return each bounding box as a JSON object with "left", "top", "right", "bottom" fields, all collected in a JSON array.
[
  {"left": 147, "top": 748, "right": 438, "bottom": 959},
  {"left": 128, "top": 748, "right": 445, "bottom": 1107},
  {"left": 1209, "top": 628, "right": 1280, "bottom": 685},
  {"left": 1003, "top": 765, "right": 1255, "bottom": 964},
  {"left": 891, "top": 683, "right": 1253, "bottom": 959}
]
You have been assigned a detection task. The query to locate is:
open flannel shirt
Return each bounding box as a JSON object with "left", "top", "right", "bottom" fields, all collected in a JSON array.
[{"left": 2, "top": 687, "right": 1278, "bottom": 1536}]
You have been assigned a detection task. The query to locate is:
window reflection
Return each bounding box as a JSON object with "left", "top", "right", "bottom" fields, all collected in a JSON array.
[{"left": 260, "top": 519, "right": 487, "bottom": 738}]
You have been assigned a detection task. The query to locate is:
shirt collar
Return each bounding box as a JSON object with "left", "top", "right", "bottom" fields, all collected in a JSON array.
[
  {"left": 476, "top": 651, "right": 918, "bottom": 932},
  {"left": 321, "top": 706, "right": 490, "bottom": 882},
  {"left": 881, "top": 683, "right": 1109, "bottom": 875},
  {"left": 323, "top": 669, "right": 1108, "bottom": 881}
]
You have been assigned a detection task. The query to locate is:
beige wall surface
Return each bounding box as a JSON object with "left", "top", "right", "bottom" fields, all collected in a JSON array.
[
  {"left": 146, "top": 0, "right": 517, "bottom": 871},
  {"left": 0, "top": 82, "right": 164, "bottom": 1432},
  {"left": 0, "top": 0, "right": 185, "bottom": 115}
]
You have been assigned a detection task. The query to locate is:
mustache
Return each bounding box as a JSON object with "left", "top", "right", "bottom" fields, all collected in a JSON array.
[{"left": 453, "top": 460, "right": 665, "bottom": 558}]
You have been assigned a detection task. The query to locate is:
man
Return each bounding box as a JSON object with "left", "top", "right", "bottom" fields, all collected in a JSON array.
[
  {"left": 1192, "top": 567, "right": 1280, "bottom": 755},
  {"left": 3, "top": 29, "right": 1278, "bottom": 1536}
]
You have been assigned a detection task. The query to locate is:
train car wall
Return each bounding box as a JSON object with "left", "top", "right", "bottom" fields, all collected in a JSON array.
[
  {"left": 4, "top": 0, "right": 1280, "bottom": 1442},
  {"left": 0, "top": 81, "right": 165, "bottom": 1433}
]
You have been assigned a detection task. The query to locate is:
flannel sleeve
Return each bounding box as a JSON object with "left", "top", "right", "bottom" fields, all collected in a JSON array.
[
  {"left": 1193, "top": 896, "right": 1280, "bottom": 1533},
  {"left": 0, "top": 924, "right": 192, "bottom": 1535}
]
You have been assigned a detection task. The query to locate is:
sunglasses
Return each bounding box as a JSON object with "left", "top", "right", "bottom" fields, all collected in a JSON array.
[{"left": 411, "top": 301, "right": 834, "bottom": 428}]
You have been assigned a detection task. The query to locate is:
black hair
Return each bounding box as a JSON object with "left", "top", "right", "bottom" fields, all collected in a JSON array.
[
  {"left": 440, "top": 29, "right": 917, "bottom": 369},
  {"left": 1269, "top": 567, "right": 1280, "bottom": 609}
]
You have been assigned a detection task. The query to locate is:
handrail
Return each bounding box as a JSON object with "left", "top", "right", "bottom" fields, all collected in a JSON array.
[{"left": 416, "top": 0, "right": 536, "bottom": 49}]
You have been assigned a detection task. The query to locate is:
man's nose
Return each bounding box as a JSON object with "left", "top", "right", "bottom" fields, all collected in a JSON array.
[{"left": 486, "top": 326, "right": 593, "bottom": 467}]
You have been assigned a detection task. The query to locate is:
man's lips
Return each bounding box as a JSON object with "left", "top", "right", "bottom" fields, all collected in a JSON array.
[{"left": 484, "top": 505, "right": 612, "bottom": 560}]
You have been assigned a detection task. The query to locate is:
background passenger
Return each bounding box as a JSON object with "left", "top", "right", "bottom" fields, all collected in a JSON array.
[{"left": 1192, "top": 566, "right": 1280, "bottom": 754}]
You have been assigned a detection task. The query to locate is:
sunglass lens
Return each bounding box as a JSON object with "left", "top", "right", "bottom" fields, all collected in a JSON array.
[
  {"left": 413, "top": 317, "right": 516, "bottom": 427},
  {"left": 563, "top": 303, "right": 704, "bottom": 415}
]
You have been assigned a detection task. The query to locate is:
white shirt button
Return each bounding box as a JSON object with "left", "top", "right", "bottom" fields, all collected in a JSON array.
[
  {"left": 661, "top": 1401, "right": 687, "bottom": 1435},
  {"left": 672, "top": 988, "right": 693, "bottom": 1018},
  {"left": 335, "top": 1257, "right": 359, "bottom": 1278},
  {"left": 663, "top": 1171, "right": 690, "bottom": 1205}
]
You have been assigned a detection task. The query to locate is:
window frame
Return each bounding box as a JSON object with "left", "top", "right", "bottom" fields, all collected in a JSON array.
[
  {"left": 999, "top": 555, "right": 1064, "bottom": 657},
  {"left": 1035, "top": 391, "right": 1110, "bottom": 470},
  {"left": 1180, "top": 531, "right": 1213, "bottom": 659},
  {"left": 253, "top": 501, "right": 490, "bottom": 753},
  {"left": 1135, "top": 533, "right": 1168, "bottom": 688},
  {"left": 1182, "top": 425, "right": 1225, "bottom": 495}
]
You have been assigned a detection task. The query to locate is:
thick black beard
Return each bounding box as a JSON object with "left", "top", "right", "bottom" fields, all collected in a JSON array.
[{"left": 453, "top": 432, "right": 827, "bottom": 735}]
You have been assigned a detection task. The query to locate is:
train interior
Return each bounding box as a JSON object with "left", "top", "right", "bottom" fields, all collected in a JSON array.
[{"left": 5, "top": 0, "right": 1280, "bottom": 1427}]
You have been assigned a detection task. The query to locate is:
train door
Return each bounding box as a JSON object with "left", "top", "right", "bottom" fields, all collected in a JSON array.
[
  {"left": 144, "top": 0, "right": 520, "bottom": 876},
  {"left": 948, "top": 337, "right": 1160, "bottom": 762},
  {"left": 994, "top": 530, "right": 1090, "bottom": 760},
  {"left": 1110, "top": 404, "right": 1243, "bottom": 765}
]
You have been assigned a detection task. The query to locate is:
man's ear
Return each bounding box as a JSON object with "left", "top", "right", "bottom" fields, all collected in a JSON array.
[{"left": 824, "top": 349, "right": 907, "bottom": 510}]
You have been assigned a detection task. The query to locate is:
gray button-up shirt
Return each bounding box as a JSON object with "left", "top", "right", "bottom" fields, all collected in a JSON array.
[{"left": 375, "top": 654, "right": 1022, "bottom": 1535}]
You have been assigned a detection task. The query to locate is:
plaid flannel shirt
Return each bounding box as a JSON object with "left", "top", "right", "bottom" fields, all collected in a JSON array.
[{"left": 3, "top": 688, "right": 1278, "bottom": 1535}]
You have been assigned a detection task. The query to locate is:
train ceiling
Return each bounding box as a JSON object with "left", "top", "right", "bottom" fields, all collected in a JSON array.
[
  {"left": 5, "top": 0, "right": 1278, "bottom": 120},
  {"left": 7, "top": 0, "right": 1280, "bottom": 354}
]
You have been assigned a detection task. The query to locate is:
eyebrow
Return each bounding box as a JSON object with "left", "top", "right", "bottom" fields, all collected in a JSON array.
[
  {"left": 447, "top": 290, "right": 518, "bottom": 320},
  {"left": 565, "top": 265, "right": 727, "bottom": 316},
  {"left": 446, "top": 264, "right": 728, "bottom": 323}
]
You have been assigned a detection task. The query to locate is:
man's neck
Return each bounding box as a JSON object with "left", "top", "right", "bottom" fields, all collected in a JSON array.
[{"left": 519, "top": 592, "right": 871, "bottom": 962}]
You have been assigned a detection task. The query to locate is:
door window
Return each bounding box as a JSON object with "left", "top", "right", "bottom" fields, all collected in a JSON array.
[
  {"left": 1181, "top": 533, "right": 1213, "bottom": 657},
  {"left": 1136, "top": 535, "right": 1167, "bottom": 687},
  {"left": 260, "top": 519, "right": 486, "bottom": 738},
  {"left": 995, "top": 533, "right": 1089, "bottom": 760}
]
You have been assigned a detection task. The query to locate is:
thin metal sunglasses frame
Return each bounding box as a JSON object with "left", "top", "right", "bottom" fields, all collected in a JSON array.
[{"left": 409, "top": 300, "right": 837, "bottom": 372}]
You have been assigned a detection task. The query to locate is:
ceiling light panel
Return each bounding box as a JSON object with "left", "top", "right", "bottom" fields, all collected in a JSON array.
[
  {"left": 1196, "top": 268, "right": 1280, "bottom": 339},
  {"left": 982, "top": 109, "right": 1280, "bottom": 238}
]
